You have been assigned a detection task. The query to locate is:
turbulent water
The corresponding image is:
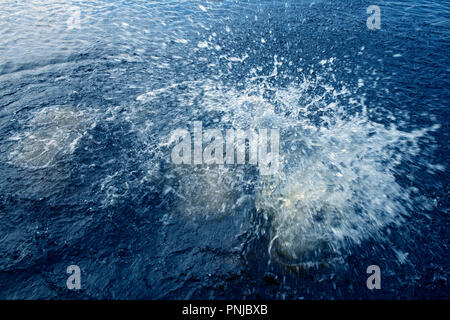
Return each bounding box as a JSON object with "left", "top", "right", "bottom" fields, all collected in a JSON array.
[{"left": 0, "top": 0, "right": 448, "bottom": 299}]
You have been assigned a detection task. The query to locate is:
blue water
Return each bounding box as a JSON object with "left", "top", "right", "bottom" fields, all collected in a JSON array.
[{"left": 0, "top": 0, "right": 448, "bottom": 299}]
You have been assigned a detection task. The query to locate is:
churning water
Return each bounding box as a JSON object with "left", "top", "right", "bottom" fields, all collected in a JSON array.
[{"left": 0, "top": 0, "right": 448, "bottom": 299}]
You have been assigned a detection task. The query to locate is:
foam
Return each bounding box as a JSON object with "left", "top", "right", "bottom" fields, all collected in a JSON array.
[{"left": 8, "top": 106, "right": 88, "bottom": 169}]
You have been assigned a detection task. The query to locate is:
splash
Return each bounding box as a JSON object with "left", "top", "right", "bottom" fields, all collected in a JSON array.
[
  {"left": 140, "top": 54, "right": 442, "bottom": 267},
  {"left": 256, "top": 97, "right": 438, "bottom": 267},
  {"left": 252, "top": 64, "right": 441, "bottom": 267}
]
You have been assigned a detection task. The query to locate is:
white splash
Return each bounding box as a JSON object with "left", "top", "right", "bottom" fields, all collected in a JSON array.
[{"left": 137, "top": 56, "right": 441, "bottom": 266}]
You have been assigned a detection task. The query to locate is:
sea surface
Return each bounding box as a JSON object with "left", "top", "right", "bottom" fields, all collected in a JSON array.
[{"left": 0, "top": 0, "right": 448, "bottom": 299}]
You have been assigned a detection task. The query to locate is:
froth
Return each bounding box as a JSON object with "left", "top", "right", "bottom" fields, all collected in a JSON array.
[{"left": 8, "top": 106, "right": 87, "bottom": 169}]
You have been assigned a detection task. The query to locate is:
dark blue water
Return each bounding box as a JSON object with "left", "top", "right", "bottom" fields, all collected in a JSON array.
[{"left": 0, "top": 0, "right": 448, "bottom": 299}]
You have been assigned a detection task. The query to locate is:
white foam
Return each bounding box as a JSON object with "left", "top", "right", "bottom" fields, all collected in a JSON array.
[{"left": 8, "top": 106, "right": 88, "bottom": 169}]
